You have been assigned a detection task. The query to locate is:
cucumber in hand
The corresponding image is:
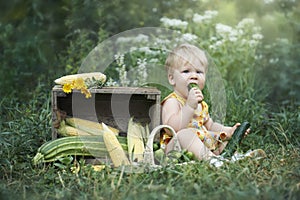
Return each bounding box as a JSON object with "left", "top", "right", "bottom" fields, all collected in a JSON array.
[
  {"left": 221, "top": 122, "right": 250, "bottom": 158},
  {"left": 188, "top": 83, "right": 199, "bottom": 91},
  {"left": 188, "top": 83, "right": 203, "bottom": 103}
]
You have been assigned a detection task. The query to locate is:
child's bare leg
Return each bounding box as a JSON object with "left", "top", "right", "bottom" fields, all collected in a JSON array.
[{"left": 166, "top": 129, "right": 215, "bottom": 161}]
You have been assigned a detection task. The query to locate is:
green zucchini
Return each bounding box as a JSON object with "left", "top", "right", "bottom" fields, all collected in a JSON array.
[
  {"left": 33, "top": 136, "right": 128, "bottom": 165},
  {"left": 221, "top": 122, "right": 250, "bottom": 158},
  {"left": 43, "top": 149, "right": 108, "bottom": 163},
  {"left": 44, "top": 140, "right": 128, "bottom": 160},
  {"left": 188, "top": 83, "right": 199, "bottom": 91},
  {"left": 44, "top": 145, "right": 114, "bottom": 162},
  {"left": 44, "top": 140, "right": 105, "bottom": 159}
]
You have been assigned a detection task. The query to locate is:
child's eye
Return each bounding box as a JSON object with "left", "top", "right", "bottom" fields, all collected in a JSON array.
[
  {"left": 197, "top": 70, "right": 203, "bottom": 74},
  {"left": 182, "top": 70, "right": 190, "bottom": 73}
]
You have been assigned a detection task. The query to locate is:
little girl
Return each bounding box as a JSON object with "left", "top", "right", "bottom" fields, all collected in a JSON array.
[{"left": 161, "top": 43, "right": 247, "bottom": 161}]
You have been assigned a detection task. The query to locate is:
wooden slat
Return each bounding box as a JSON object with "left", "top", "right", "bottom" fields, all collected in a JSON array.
[
  {"left": 52, "top": 85, "right": 161, "bottom": 139},
  {"left": 52, "top": 85, "right": 161, "bottom": 95}
]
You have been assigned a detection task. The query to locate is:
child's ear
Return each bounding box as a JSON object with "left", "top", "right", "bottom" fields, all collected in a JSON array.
[{"left": 168, "top": 74, "right": 175, "bottom": 85}]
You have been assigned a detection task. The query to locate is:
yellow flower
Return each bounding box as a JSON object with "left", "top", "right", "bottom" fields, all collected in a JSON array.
[
  {"left": 85, "top": 92, "right": 92, "bottom": 98},
  {"left": 63, "top": 83, "right": 73, "bottom": 93},
  {"left": 73, "top": 78, "right": 86, "bottom": 90},
  {"left": 80, "top": 88, "right": 92, "bottom": 99},
  {"left": 62, "top": 78, "right": 91, "bottom": 98}
]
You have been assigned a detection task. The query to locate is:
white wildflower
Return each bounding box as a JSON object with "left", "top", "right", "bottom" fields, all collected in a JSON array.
[
  {"left": 269, "top": 58, "right": 279, "bottom": 64},
  {"left": 154, "top": 38, "right": 171, "bottom": 48},
  {"left": 209, "top": 44, "right": 217, "bottom": 51},
  {"left": 204, "top": 10, "right": 218, "bottom": 18},
  {"left": 193, "top": 13, "right": 206, "bottom": 23},
  {"left": 249, "top": 40, "right": 258, "bottom": 47},
  {"left": 252, "top": 33, "right": 264, "bottom": 40},
  {"left": 117, "top": 64, "right": 130, "bottom": 87},
  {"left": 134, "top": 34, "right": 149, "bottom": 43},
  {"left": 229, "top": 29, "right": 238, "bottom": 38},
  {"left": 149, "top": 58, "right": 159, "bottom": 63},
  {"left": 139, "top": 47, "right": 152, "bottom": 54},
  {"left": 160, "top": 17, "right": 188, "bottom": 29},
  {"left": 263, "top": 0, "right": 274, "bottom": 4},
  {"left": 130, "top": 47, "right": 138, "bottom": 52},
  {"left": 238, "top": 29, "right": 244, "bottom": 35},
  {"left": 181, "top": 33, "right": 198, "bottom": 42},
  {"left": 134, "top": 58, "right": 148, "bottom": 86},
  {"left": 255, "top": 54, "right": 263, "bottom": 60},
  {"left": 210, "top": 36, "right": 217, "bottom": 41},
  {"left": 216, "top": 40, "right": 223, "bottom": 46},
  {"left": 193, "top": 10, "right": 218, "bottom": 24},
  {"left": 229, "top": 36, "right": 238, "bottom": 42},
  {"left": 237, "top": 18, "right": 255, "bottom": 29},
  {"left": 106, "top": 77, "right": 119, "bottom": 86},
  {"left": 241, "top": 39, "right": 248, "bottom": 45},
  {"left": 114, "top": 53, "right": 125, "bottom": 66},
  {"left": 216, "top": 23, "right": 237, "bottom": 38}
]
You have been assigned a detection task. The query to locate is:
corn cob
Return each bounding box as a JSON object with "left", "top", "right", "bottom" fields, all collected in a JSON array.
[
  {"left": 54, "top": 72, "right": 106, "bottom": 85},
  {"left": 127, "top": 118, "right": 145, "bottom": 162},
  {"left": 57, "top": 120, "right": 92, "bottom": 136},
  {"left": 33, "top": 135, "right": 128, "bottom": 165},
  {"left": 142, "top": 123, "right": 150, "bottom": 145},
  {"left": 102, "top": 123, "right": 130, "bottom": 167},
  {"left": 65, "top": 117, "right": 119, "bottom": 135}
]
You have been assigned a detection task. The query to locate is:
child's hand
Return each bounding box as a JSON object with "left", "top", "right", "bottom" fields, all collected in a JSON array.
[
  {"left": 186, "top": 87, "right": 203, "bottom": 109},
  {"left": 229, "top": 123, "right": 251, "bottom": 138}
]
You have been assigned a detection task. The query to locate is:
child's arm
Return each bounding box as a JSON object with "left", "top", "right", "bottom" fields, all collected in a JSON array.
[
  {"left": 162, "top": 98, "right": 195, "bottom": 132},
  {"left": 204, "top": 118, "right": 240, "bottom": 137},
  {"left": 162, "top": 88, "right": 203, "bottom": 133}
]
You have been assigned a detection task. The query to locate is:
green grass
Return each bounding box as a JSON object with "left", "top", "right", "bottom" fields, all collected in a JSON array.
[{"left": 0, "top": 86, "right": 299, "bottom": 200}]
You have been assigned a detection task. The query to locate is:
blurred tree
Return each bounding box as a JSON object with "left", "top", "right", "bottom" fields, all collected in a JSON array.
[
  {"left": 258, "top": 0, "right": 300, "bottom": 105},
  {"left": 0, "top": 0, "right": 69, "bottom": 98},
  {"left": 0, "top": 0, "right": 299, "bottom": 105}
]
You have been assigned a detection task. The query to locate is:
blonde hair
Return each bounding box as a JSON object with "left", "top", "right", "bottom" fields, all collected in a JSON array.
[{"left": 165, "top": 43, "right": 208, "bottom": 74}]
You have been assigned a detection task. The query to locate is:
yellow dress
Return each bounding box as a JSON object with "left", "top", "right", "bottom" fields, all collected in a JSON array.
[{"left": 161, "top": 92, "right": 226, "bottom": 151}]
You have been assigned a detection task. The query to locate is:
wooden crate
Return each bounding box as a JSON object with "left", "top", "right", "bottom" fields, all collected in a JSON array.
[{"left": 51, "top": 85, "right": 161, "bottom": 139}]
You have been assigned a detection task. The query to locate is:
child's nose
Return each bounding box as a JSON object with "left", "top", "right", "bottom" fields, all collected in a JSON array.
[{"left": 190, "top": 72, "right": 198, "bottom": 80}]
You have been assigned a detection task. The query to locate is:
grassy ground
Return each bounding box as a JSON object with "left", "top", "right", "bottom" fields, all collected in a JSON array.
[{"left": 0, "top": 86, "right": 299, "bottom": 200}]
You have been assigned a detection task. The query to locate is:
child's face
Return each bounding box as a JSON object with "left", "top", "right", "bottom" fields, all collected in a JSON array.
[{"left": 168, "top": 62, "right": 206, "bottom": 99}]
